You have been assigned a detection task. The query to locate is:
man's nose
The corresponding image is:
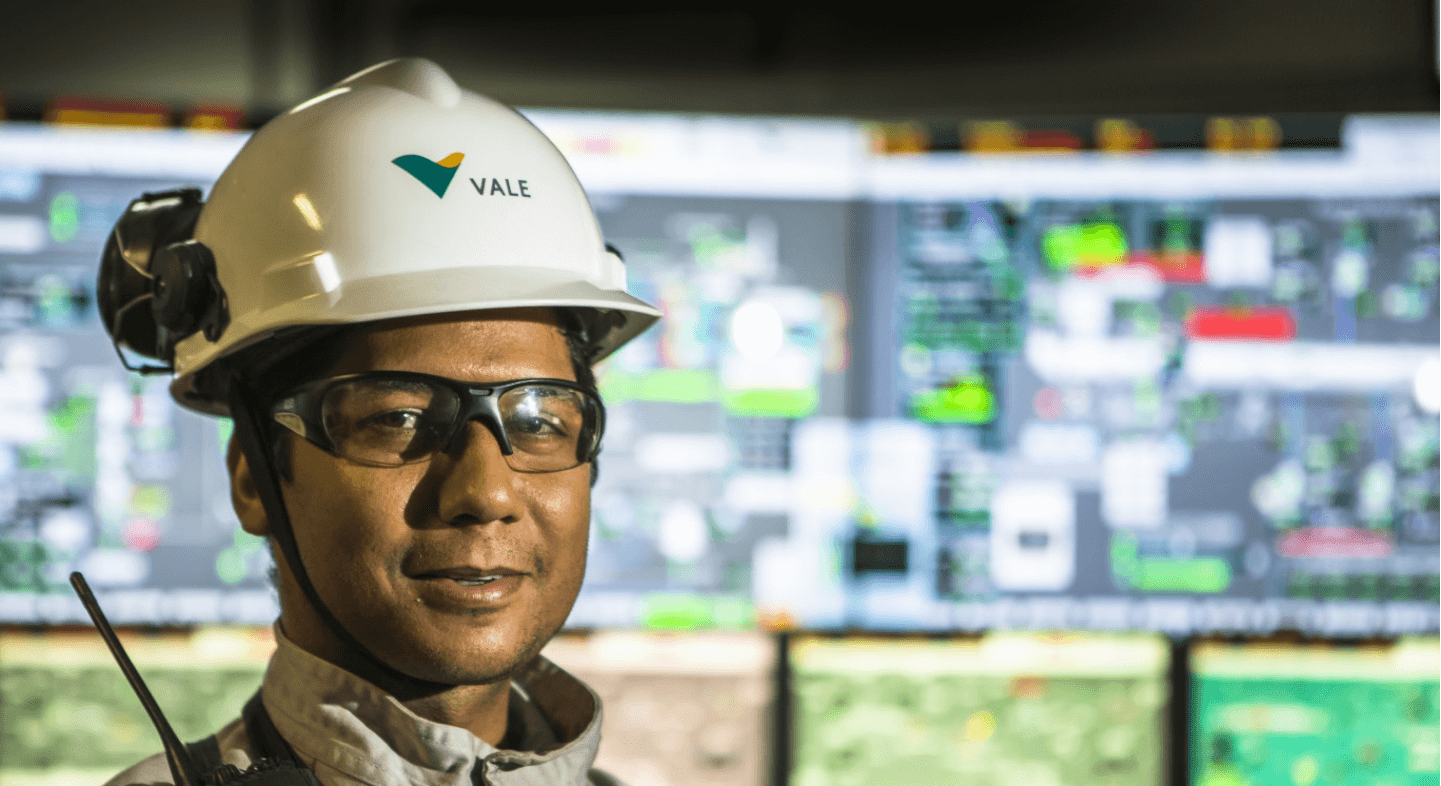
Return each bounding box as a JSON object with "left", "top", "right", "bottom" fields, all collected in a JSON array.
[{"left": 435, "top": 419, "right": 524, "bottom": 526}]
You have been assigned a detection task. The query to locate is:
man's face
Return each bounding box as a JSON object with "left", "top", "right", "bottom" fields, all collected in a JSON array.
[{"left": 246, "top": 308, "right": 591, "bottom": 685}]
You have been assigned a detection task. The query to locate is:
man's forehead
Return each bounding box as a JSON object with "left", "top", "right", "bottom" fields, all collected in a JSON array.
[{"left": 333, "top": 307, "right": 571, "bottom": 375}]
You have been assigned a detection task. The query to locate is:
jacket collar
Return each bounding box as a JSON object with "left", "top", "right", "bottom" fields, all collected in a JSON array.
[{"left": 261, "top": 626, "right": 603, "bottom": 785}]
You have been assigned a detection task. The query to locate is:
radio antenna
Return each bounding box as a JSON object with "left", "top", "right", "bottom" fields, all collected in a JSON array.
[{"left": 70, "top": 572, "right": 201, "bottom": 786}]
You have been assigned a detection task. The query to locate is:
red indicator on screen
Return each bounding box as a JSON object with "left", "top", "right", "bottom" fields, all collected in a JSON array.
[
  {"left": 122, "top": 519, "right": 163, "bottom": 552},
  {"left": 1185, "top": 306, "right": 1296, "bottom": 341},
  {"left": 1022, "top": 130, "right": 1082, "bottom": 152},
  {"left": 1034, "top": 386, "right": 1065, "bottom": 419},
  {"left": 1276, "top": 527, "right": 1392, "bottom": 559},
  {"left": 1130, "top": 251, "right": 1206, "bottom": 283},
  {"left": 1073, "top": 255, "right": 1206, "bottom": 283}
]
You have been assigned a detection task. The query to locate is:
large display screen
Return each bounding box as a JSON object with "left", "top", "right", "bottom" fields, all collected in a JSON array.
[
  {"left": 789, "top": 631, "right": 1172, "bottom": 786},
  {"left": 1190, "top": 637, "right": 1439, "bottom": 786},
  {"left": 0, "top": 114, "right": 1434, "bottom": 638}
]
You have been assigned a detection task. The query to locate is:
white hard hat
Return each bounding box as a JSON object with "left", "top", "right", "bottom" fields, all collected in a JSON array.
[{"left": 166, "top": 58, "right": 659, "bottom": 414}]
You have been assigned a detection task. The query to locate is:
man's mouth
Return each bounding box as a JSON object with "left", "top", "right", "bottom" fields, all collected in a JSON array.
[
  {"left": 453, "top": 576, "right": 499, "bottom": 586},
  {"left": 415, "top": 567, "right": 525, "bottom": 586},
  {"left": 409, "top": 565, "right": 529, "bottom": 610}
]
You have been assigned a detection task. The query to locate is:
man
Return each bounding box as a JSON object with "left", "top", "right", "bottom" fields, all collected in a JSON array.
[{"left": 98, "top": 57, "right": 660, "bottom": 785}]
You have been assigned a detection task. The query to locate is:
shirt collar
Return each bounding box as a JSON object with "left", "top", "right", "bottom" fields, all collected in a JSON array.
[{"left": 261, "top": 626, "right": 604, "bottom": 786}]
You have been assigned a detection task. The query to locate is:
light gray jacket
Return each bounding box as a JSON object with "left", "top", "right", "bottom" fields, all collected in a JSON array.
[{"left": 103, "top": 628, "right": 621, "bottom": 786}]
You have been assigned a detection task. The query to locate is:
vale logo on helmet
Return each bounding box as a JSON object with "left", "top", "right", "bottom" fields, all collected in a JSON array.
[{"left": 391, "top": 152, "right": 532, "bottom": 199}]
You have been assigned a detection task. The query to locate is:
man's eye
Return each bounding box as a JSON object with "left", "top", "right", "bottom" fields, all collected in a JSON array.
[
  {"left": 508, "top": 414, "right": 565, "bottom": 436},
  {"left": 362, "top": 410, "right": 423, "bottom": 430}
]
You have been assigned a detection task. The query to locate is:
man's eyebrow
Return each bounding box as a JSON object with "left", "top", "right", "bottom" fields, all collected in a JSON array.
[{"left": 346, "top": 378, "right": 437, "bottom": 395}]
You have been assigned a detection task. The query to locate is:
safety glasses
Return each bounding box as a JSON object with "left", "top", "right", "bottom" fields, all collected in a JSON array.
[{"left": 270, "top": 372, "right": 604, "bottom": 472}]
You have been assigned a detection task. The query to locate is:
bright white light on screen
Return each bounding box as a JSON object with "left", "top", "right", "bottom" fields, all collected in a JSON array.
[
  {"left": 1204, "top": 216, "right": 1273, "bottom": 288},
  {"left": 731, "top": 299, "right": 783, "bottom": 361},
  {"left": 39, "top": 509, "right": 91, "bottom": 552},
  {"left": 0, "top": 215, "right": 45, "bottom": 254},
  {"left": 78, "top": 548, "right": 150, "bottom": 587},
  {"left": 658, "top": 500, "right": 708, "bottom": 563},
  {"left": 1415, "top": 356, "right": 1440, "bottom": 413},
  {"left": 635, "top": 433, "right": 731, "bottom": 474}
]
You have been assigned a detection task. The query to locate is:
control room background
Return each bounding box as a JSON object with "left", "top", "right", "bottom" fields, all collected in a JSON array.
[{"left": 0, "top": 4, "right": 1437, "bottom": 786}]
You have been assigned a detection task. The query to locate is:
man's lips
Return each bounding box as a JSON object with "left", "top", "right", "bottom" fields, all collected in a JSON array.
[
  {"left": 411, "top": 566, "right": 529, "bottom": 610},
  {"left": 413, "top": 566, "right": 527, "bottom": 583}
]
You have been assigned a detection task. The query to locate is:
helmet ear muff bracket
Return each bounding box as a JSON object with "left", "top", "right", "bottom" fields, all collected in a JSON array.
[
  {"left": 97, "top": 188, "right": 230, "bottom": 374},
  {"left": 152, "top": 239, "right": 229, "bottom": 344}
]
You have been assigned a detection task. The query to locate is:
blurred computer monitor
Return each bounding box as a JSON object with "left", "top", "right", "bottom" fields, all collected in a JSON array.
[{"left": 1190, "top": 636, "right": 1440, "bottom": 786}]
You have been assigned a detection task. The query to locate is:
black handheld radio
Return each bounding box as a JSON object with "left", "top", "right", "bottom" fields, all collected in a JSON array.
[{"left": 69, "top": 572, "right": 321, "bottom": 786}]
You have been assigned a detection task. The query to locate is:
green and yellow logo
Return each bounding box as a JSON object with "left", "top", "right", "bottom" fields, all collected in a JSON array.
[{"left": 392, "top": 152, "right": 465, "bottom": 197}]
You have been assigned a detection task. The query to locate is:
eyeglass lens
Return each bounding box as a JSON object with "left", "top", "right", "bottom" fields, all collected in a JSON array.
[{"left": 318, "top": 378, "right": 593, "bottom": 470}]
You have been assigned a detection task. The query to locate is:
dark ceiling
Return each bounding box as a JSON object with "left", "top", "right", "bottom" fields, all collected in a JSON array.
[
  {"left": 305, "top": 1, "right": 1439, "bottom": 117},
  {"left": 3, "top": 0, "right": 1438, "bottom": 118}
]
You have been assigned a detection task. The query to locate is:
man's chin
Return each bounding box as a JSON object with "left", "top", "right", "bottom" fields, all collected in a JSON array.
[{"left": 379, "top": 627, "right": 555, "bottom": 687}]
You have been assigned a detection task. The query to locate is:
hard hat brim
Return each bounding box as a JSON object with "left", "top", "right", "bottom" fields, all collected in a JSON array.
[{"left": 171, "top": 265, "right": 661, "bottom": 416}]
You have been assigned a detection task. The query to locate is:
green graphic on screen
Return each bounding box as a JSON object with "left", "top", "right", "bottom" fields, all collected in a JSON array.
[
  {"left": 1191, "top": 638, "right": 1440, "bottom": 786},
  {"left": 791, "top": 632, "right": 1170, "bottom": 786}
]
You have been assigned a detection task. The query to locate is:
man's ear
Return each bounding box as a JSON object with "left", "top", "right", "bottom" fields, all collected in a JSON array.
[{"left": 227, "top": 435, "right": 272, "bottom": 537}]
